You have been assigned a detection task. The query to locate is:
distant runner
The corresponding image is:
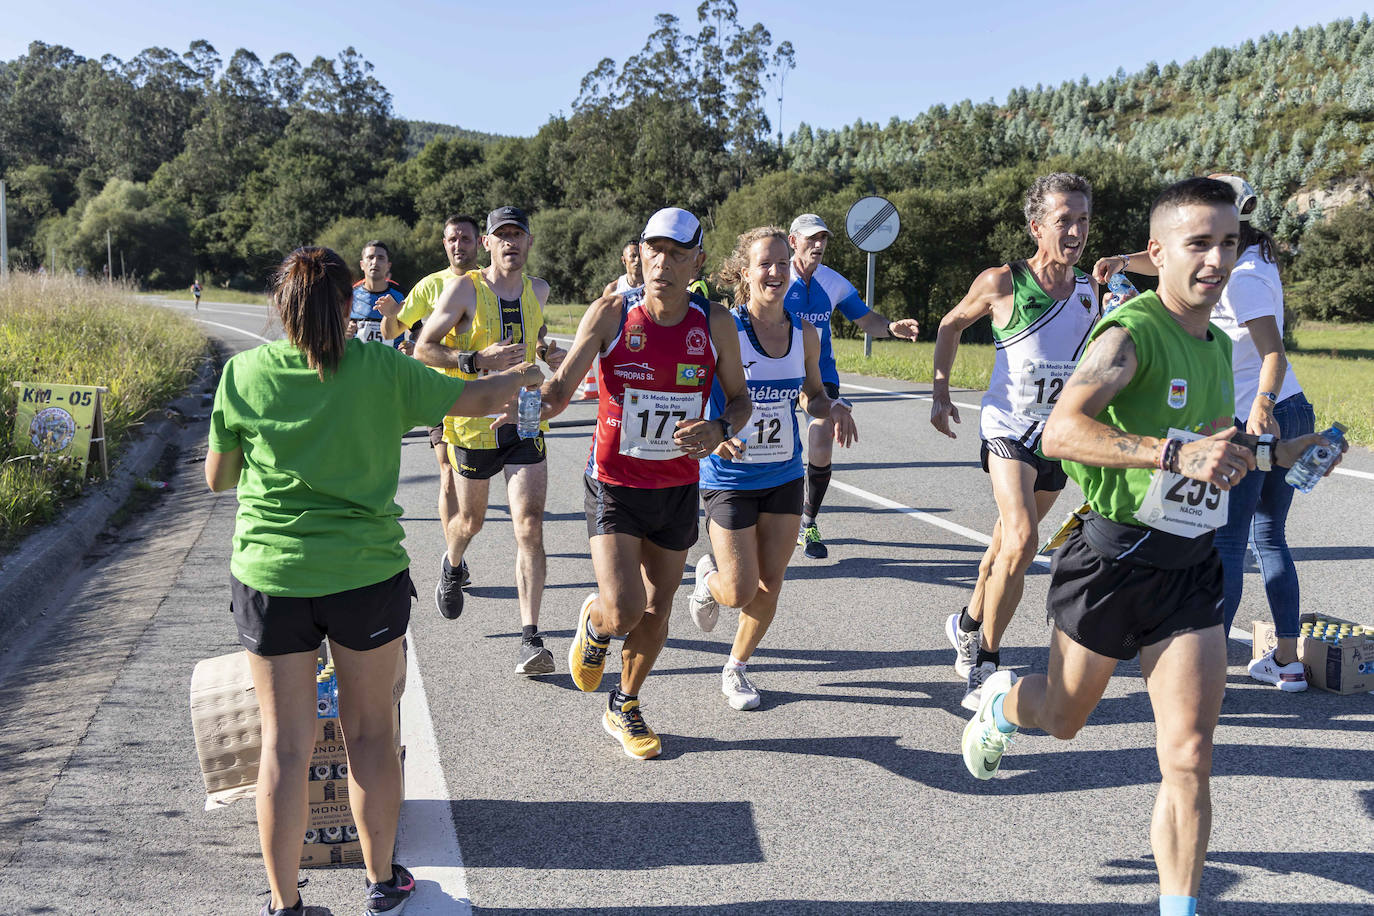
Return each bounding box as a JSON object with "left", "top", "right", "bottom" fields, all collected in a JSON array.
[
  {"left": 350, "top": 241, "right": 409, "bottom": 351},
  {"left": 603, "top": 238, "right": 645, "bottom": 297}
]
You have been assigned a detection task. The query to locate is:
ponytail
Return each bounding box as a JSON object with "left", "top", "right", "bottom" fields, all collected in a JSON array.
[{"left": 272, "top": 247, "right": 353, "bottom": 380}]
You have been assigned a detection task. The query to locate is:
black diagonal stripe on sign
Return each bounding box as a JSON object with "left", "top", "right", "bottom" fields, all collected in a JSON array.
[{"left": 852, "top": 202, "right": 897, "bottom": 245}]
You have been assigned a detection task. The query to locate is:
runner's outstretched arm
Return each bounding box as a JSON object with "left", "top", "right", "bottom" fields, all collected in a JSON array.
[
  {"left": 796, "top": 322, "right": 857, "bottom": 446},
  {"left": 414, "top": 276, "right": 479, "bottom": 369},
  {"left": 931, "top": 267, "right": 1007, "bottom": 438},
  {"left": 539, "top": 295, "right": 622, "bottom": 418}
]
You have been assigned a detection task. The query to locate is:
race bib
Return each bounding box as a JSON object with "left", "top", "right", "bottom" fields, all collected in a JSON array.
[
  {"left": 1134, "top": 428, "right": 1228, "bottom": 538},
  {"left": 356, "top": 320, "right": 386, "bottom": 344},
  {"left": 739, "top": 399, "right": 794, "bottom": 463},
  {"left": 1014, "top": 359, "right": 1077, "bottom": 420},
  {"left": 618, "top": 388, "right": 702, "bottom": 460}
]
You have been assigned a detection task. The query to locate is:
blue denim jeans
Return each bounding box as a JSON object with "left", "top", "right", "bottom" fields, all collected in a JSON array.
[{"left": 1215, "top": 393, "right": 1316, "bottom": 637}]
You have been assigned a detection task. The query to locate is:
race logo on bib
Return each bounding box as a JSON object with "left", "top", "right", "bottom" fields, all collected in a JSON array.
[
  {"left": 686, "top": 326, "right": 708, "bottom": 356},
  {"left": 1168, "top": 379, "right": 1187, "bottom": 409},
  {"left": 676, "top": 363, "right": 708, "bottom": 386}
]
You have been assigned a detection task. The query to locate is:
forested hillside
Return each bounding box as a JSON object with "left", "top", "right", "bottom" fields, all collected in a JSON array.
[{"left": 1, "top": 10, "right": 1371, "bottom": 334}]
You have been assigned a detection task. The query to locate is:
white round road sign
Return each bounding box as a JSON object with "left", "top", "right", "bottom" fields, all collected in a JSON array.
[{"left": 846, "top": 196, "right": 900, "bottom": 253}]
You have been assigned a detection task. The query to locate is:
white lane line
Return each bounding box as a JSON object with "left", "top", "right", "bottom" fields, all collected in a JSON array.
[
  {"left": 843, "top": 380, "right": 1372, "bottom": 482},
  {"left": 398, "top": 631, "right": 472, "bottom": 914},
  {"left": 828, "top": 479, "right": 1051, "bottom": 567},
  {"left": 187, "top": 317, "right": 273, "bottom": 344}
]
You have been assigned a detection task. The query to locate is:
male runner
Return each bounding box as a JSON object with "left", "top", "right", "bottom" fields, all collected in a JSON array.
[
  {"left": 539, "top": 207, "right": 751, "bottom": 758},
  {"left": 784, "top": 213, "right": 918, "bottom": 558},
  {"left": 960, "top": 178, "right": 1342, "bottom": 916},
  {"left": 375, "top": 215, "right": 484, "bottom": 601},
  {"left": 930, "top": 173, "right": 1099, "bottom": 710},
  {"left": 351, "top": 241, "right": 410, "bottom": 350},
  {"left": 602, "top": 238, "right": 644, "bottom": 297},
  {"left": 415, "top": 207, "right": 565, "bottom": 675},
  {"left": 191, "top": 280, "right": 202, "bottom": 310}
]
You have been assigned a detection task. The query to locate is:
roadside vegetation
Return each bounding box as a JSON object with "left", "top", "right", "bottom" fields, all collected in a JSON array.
[
  {"left": 151, "top": 287, "right": 270, "bottom": 306},
  {"left": 0, "top": 274, "right": 207, "bottom": 550}
]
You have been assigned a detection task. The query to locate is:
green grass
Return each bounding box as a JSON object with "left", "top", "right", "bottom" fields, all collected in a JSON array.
[
  {"left": 1, "top": 275, "right": 208, "bottom": 550},
  {"left": 150, "top": 287, "right": 271, "bottom": 306}
]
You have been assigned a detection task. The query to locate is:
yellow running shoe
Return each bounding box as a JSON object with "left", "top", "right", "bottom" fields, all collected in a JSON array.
[
  {"left": 602, "top": 696, "right": 661, "bottom": 759},
  {"left": 568, "top": 593, "right": 611, "bottom": 692}
]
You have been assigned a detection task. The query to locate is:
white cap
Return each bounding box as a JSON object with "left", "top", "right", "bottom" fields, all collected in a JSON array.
[
  {"left": 1212, "top": 174, "right": 1257, "bottom": 222},
  {"left": 789, "top": 213, "right": 830, "bottom": 238},
  {"left": 642, "top": 208, "right": 703, "bottom": 248}
]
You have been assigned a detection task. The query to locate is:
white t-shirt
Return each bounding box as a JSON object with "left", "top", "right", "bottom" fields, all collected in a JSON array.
[{"left": 1209, "top": 250, "right": 1302, "bottom": 419}]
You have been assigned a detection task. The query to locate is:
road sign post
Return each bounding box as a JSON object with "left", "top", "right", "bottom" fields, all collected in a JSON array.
[{"left": 844, "top": 196, "right": 900, "bottom": 358}]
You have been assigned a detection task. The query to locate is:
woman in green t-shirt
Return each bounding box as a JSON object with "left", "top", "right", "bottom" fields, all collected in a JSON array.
[{"left": 206, "top": 246, "right": 540, "bottom": 916}]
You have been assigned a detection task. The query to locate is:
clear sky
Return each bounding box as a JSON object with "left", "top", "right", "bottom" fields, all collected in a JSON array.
[{"left": 5, "top": 1, "right": 1371, "bottom": 138}]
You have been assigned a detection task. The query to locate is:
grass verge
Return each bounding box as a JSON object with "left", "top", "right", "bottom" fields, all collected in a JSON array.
[
  {"left": 150, "top": 288, "right": 270, "bottom": 306},
  {"left": 1, "top": 275, "right": 208, "bottom": 550}
]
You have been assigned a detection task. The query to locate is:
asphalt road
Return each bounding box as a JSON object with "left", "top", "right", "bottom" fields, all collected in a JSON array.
[{"left": 0, "top": 297, "right": 1370, "bottom": 916}]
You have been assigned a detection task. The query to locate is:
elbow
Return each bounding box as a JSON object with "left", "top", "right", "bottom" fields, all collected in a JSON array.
[{"left": 1041, "top": 416, "right": 1069, "bottom": 460}]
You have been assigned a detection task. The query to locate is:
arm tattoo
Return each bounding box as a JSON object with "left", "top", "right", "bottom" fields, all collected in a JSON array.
[{"left": 1068, "top": 328, "right": 1135, "bottom": 389}]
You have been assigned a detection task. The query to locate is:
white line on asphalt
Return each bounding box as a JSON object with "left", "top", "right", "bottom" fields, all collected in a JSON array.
[
  {"left": 828, "top": 479, "right": 1051, "bottom": 567},
  {"left": 398, "top": 632, "right": 472, "bottom": 915},
  {"left": 187, "top": 317, "right": 273, "bottom": 344},
  {"left": 843, "top": 380, "right": 1371, "bottom": 482}
]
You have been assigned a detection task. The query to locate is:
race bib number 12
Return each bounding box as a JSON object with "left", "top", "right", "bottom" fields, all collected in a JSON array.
[{"left": 1015, "top": 359, "right": 1077, "bottom": 420}]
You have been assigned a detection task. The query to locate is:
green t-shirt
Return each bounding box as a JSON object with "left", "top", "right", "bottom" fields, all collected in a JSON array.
[
  {"left": 1064, "top": 291, "right": 1235, "bottom": 524},
  {"left": 209, "top": 338, "right": 466, "bottom": 597}
]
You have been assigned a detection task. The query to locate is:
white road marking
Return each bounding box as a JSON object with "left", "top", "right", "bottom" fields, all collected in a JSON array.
[
  {"left": 398, "top": 631, "right": 472, "bottom": 914},
  {"left": 186, "top": 317, "right": 273, "bottom": 345}
]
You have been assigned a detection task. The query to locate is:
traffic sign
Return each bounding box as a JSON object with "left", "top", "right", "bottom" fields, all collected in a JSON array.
[{"left": 846, "top": 196, "right": 900, "bottom": 253}]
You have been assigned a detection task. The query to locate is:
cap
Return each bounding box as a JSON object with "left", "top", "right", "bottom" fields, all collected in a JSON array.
[
  {"left": 641, "top": 207, "right": 702, "bottom": 248},
  {"left": 486, "top": 206, "right": 530, "bottom": 235},
  {"left": 1211, "top": 175, "right": 1257, "bottom": 222},
  {"left": 789, "top": 213, "right": 830, "bottom": 238}
]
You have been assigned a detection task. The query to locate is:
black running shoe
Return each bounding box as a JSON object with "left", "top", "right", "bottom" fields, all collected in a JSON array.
[
  {"left": 364, "top": 863, "right": 416, "bottom": 915},
  {"left": 258, "top": 895, "right": 303, "bottom": 916},
  {"left": 435, "top": 555, "right": 465, "bottom": 619},
  {"left": 515, "top": 636, "right": 555, "bottom": 675},
  {"left": 456, "top": 558, "right": 471, "bottom": 589}
]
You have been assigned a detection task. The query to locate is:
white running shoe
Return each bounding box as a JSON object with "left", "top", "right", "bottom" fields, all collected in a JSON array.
[
  {"left": 690, "top": 554, "right": 720, "bottom": 632},
  {"left": 961, "top": 669, "right": 1019, "bottom": 780},
  {"left": 1247, "top": 648, "right": 1307, "bottom": 692},
  {"left": 961, "top": 660, "right": 997, "bottom": 712},
  {"left": 946, "top": 611, "right": 979, "bottom": 680},
  {"left": 722, "top": 666, "right": 761, "bottom": 710}
]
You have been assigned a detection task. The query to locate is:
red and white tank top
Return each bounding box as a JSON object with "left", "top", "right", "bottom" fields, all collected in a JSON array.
[{"left": 587, "top": 290, "right": 717, "bottom": 488}]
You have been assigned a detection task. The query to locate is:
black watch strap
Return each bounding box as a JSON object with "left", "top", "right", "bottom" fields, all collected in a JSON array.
[
  {"left": 458, "top": 350, "right": 477, "bottom": 374},
  {"left": 718, "top": 417, "right": 734, "bottom": 440}
]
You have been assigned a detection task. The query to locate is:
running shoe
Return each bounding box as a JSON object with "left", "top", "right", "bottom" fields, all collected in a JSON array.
[
  {"left": 961, "top": 660, "right": 997, "bottom": 712},
  {"left": 798, "top": 522, "right": 828, "bottom": 559},
  {"left": 961, "top": 669, "right": 1019, "bottom": 780},
  {"left": 515, "top": 637, "right": 555, "bottom": 676},
  {"left": 689, "top": 554, "right": 720, "bottom": 632},
  {"left": 946, "top": 611, "right": 979, "bottom": 679},
  {"left": 435, "top": 555, "right": 465, "bottom": 620},
  {"left": 258, "top": 897, "right": 303, "bottom": 916},
  {"left": 1247, "top": 648, "right": 1307, "bottom": 692},
  {"left": 602, "top": 695, "right": 661, "bottom": 759},
  {"left": 457, "top": 558, "right": 471, "bottom": 589},
  {"left": 722, "top": 666, "right": 761, "bottom": 710},
  {"left": 363, "top": 863, "right": 415, "bottom": 915},
  {"left": 568, "top": 594, "right": 611, "bottom": 692}
]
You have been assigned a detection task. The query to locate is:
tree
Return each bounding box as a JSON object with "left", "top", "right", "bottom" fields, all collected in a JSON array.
[{"left": 1288, "top": 204, "right": 1374, "bottom": 321}]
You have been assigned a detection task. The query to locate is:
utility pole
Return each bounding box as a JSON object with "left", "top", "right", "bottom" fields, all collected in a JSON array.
[
  {"left": 0, "top": 179, "right": 9, "bottom": 280},
  {"left": 106, "top": 229, "right": 113, "bottom": 284}
]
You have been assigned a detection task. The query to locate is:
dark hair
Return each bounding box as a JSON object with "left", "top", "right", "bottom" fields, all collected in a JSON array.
[
  {"left": 361, "top": 239, "right": 390, "bottom": 259},
  {"left": 1024, "top": 172, "right": 1092, "bottom": 235},
  {"left": 1149, "top": 177, "right": 1238, "bottom": 227},
  {"left": 624, "top": 238, "right": 641, "bottom": 252},
  {"left": 272, "top": 247, "right": 353, "bottom": 380},
  {"left": 444, "top": 214, "right": 481, "bottom": 236},
  {"left": 718, "top": 227, "right": 788, "bottom": 305},
  {"left": 1239, "top": 220, "right": 1277, "bottom": 265}
]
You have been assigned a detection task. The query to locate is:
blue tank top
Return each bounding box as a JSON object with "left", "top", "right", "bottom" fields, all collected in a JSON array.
[
  {"left": 700, "top": 306, "right": 807, "bottom": 490},
  {"left": 783, "top": 263, "right": 868, "bottom": 385}
]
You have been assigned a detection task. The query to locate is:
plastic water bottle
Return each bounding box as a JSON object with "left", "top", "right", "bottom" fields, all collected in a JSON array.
[
  {"left": 1103, "top": 273, "right": 1138, "bottom": 315},
  {"left": 1285, "top": 422, "right": 1346, "bottom": 493},
  {"left": 316, "top": 672, "right": 337, "bottom": 718},
  {"left": 517, "top": 387, "right": 541, "bottom": 439}
]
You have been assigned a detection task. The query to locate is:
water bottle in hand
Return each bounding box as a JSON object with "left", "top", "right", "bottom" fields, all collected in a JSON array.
[
  {"left": 1285, "top": 422, "right": 1346, "bottom": 493},
  {"left": 1103, "top": 273, "right": 1138, "bottom": 315},
  {"left": 517, "top": 387, "right": 542, "bottom": 439}
]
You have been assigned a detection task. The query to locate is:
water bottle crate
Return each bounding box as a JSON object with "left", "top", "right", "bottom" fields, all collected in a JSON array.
[{"left": 1252, "top": 612, "right": 1372, "bottom": 694}]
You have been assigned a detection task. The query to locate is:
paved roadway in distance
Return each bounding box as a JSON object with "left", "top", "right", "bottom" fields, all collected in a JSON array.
[{"left": 0, "top": 297, "right": 1370, "bottom": 915}]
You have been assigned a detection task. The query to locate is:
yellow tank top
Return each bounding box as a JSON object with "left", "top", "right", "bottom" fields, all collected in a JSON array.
[{"left": 442, "top": 270, "right": 546, "bottom": 450}]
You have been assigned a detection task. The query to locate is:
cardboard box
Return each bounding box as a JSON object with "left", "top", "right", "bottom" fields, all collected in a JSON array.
[
  {"left": 300, "top": 840, "right": 364, "bottom": 868},
  {"left": 307, "top": 779, "right": 350, "bottom": 805},
  {"left": 1251, "top": 613, "right": 1372, "bottom": 695}
]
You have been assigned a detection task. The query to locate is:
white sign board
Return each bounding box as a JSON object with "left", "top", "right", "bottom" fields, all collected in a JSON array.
[{"left": 846, "top": 196, "right": 900, "bottom": 253}]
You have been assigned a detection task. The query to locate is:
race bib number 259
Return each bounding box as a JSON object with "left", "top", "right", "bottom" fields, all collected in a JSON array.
[{"left": 1134, "top": 428, "right": 1228, "bottom": 538}]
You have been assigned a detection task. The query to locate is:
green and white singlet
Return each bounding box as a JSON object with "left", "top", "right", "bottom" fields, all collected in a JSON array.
[{"left": 979, "top": 262, "right": 1100, "bottom": 447}]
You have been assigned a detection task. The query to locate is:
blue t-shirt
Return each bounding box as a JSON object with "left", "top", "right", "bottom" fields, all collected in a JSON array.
[
  {"left": 783, "top": 263, "right": 868, "bottom": 385},
  {"left": 351, "top": 280, "right": 409, "bottom": 348}
]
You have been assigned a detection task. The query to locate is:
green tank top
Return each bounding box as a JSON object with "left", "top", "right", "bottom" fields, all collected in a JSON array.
[{"left": 1064, "top": 291, "right": 1235, "bottom": 524}]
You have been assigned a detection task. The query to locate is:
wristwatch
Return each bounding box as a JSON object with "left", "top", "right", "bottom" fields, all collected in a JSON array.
[
  {"left": 1258, "top": 391, "right": 1278, "bottom": 403},
  {"left": 836, "top": 397, "right": 854, "bottom": 411},
  {"left": 457, "top": 351, "right": 478, "bottom": 374},
  {"left": 1256, "top": 434, "right": 1276, "bottom": 472},
  {"left": 718, "top": 418, "right": 734, "bottom": 440}
]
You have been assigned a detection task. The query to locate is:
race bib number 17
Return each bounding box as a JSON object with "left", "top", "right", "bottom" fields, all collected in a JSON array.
[{"left": 618, "top": 387, "right": 702, "bottom": 460}]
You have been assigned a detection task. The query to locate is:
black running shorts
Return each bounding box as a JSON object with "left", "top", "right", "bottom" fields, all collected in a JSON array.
[
  {"left": 701, "top": 476, "right": 804, "bottom": 531},
  {"left": 981, "top": 437, "right": 1067, "bottom": 493},
  {"left": 1047, "top": 523, "right": 1224, "bottom": 661},
  {"left": 231, "top": 569, "right": 415, "bottom": 656},
  {"left": 448, "top": 424, "right": 546, "bottom": 480},
  {"left": 584, "top": 475, "right": 699, "bottom": 551}
]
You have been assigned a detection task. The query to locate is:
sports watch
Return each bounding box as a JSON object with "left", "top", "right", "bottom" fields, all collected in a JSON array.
[
  {"left": 1256, "top": 434, "right": 1276, "bottom": 472},
  {"left": 718, "top": 418, "right": 734, "bottom": 440}
]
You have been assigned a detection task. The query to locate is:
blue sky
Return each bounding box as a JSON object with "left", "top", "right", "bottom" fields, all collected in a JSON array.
[{"left": 6, "top": 1, "right": 1371, "bottom": 137}]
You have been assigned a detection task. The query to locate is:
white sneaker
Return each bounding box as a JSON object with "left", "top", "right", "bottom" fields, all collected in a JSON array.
[
  {"left": 946, "top": 612, "right": 979, "bottom": 680},
  {"left": 961, "top": 669, "right": 1019, "bottom": 780},
  {"left": 961, "top": 660, "right": 997, "bottom": 712},
  {"left": 722, "top": 666, "right": 761, "bottom": 710},
  {"left": 1248, "top": 648, "right": 1307, "bottom": 692},
  {"left": 690, "top": 554, "right": 720, "bottom": 632}
]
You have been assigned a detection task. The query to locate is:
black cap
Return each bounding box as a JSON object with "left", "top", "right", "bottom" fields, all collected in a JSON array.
[{"left": 486, "top": 206, "right": 530, "bottom": 235}]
